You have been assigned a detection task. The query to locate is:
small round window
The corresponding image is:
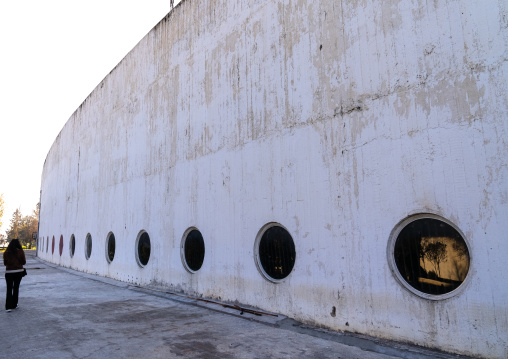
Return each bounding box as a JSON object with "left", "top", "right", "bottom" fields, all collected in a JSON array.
[
  {"left": 69, "top": 234, "right": 76, "bottom": 258},
  {"left": 181, "top": 228, "right": 205, "bottom": 273},
  {"left": 46, "top": 236, "right": 49, "bottom": 253},
  {"left": 85, "top": 233, "right": 92, "bottom": 260},
  {"left": 389, "top": 214, "right": 471, "bottom": 299},
  {"left": 59, "top": 235, "right": 64, "bottom": 256},
  {"left": 106, "top": 232, "right": 116, "bottom": 263},
  {"left": 136, "top": 231, "right": 151, "bottom": 267},
  {"left": 255, "top": 223, "right": 296, "bottom": 282}
]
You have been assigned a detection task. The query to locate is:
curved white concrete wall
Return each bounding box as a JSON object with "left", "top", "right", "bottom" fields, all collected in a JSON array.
[{"left": 39, "top": 0, "right": 508, "bottom": 357}]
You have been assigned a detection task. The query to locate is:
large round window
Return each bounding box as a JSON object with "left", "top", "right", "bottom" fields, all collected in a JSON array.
[
  {"left": 255, "top": 223, "right": 296, "bottom": 282},
  {"left": 106, "top": 232, "right": 116, "bottom": 263},
  {"left": 69, "top": 234, "right": 76, "bottom": 258},
  {"left": 136, "top": 231, "right": 151, "bottom": 267},
  {"left": 181, "top": 228, "right": 205, "bottom": 273},
  {"left": 389, "top": 214, "right": 471, "bottom": 299},
  {"left": 85, "top": 233, "right": 92, "bottom": 260}
]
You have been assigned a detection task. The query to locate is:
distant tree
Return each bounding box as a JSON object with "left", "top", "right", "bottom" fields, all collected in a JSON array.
[
  {"left": 28, "top": 203, "right": 40, "bottom": 248},
  {"left": 33, "top": 202, "right": 40, "bottom": 219},
  {"left": 424, "top": 241, "right": 447, "bottom": 278},
  {"left": 6, "top": 203, "right": 39, "bottom": 248},
  {"left": 452, "top": 240, "right": 468, "bottom": 259},
  {"left": 419, "top": 237, "right": 430, "bottom": 273},
  {"left": 0, "top": 193, "right": 4, "bottom": 230},
  {"left": 6, "top": 208, "right": 22, "bottom": 240},
  {"left": 18, "top": 215, "right": 34, "bottom": 248},
  {"left": 450, "top": 239, "right": 469, "bottom": 281}
]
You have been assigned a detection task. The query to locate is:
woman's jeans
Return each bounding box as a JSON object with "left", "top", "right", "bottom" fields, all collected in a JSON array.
[{"left": 5, "top": 272, "right": 23, "bottom": 310}]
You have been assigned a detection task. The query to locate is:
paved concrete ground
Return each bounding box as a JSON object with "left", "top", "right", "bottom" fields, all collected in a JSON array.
[{"left": 0, "top": 251, "right": 474, "bottom": 359}]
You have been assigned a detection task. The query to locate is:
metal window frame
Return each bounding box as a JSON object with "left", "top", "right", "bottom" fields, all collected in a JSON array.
[
  {"left": 387, "top": 212, "right": 473, "bottom": 301},
  {"left": 84, "top": 233, "right": 92, "bottom": 260},
  {"left": 105, "top": 231, "right": 116, "bottom": 264},
  {"left": 180, "top": 226, "right": 206, "bottom": 274},
  {"left": 135, "top": 230, "right": 151, "bottom": 268},
  {"left": 69, "top": 234, "right": 75, "bottom": 258},
  {"left": 254, "top": 222, "right": 296, "bottom": 283}
]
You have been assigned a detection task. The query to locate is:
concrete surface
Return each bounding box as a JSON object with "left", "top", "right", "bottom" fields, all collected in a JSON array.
[
  {"left": 0, "top": 251, "right": 474, "bottom": 359},
  {"left": 38, "top": 1, "right": 508, "bottom": 357}
]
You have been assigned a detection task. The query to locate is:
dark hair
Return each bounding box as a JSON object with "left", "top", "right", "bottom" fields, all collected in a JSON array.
[{"left": 6, "top": 239, "right": 22, "bottom": 252}]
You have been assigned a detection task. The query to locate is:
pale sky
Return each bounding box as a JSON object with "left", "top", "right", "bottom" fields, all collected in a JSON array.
[{"left": 0, "top": 0, "right": 181, "bottom": 235}]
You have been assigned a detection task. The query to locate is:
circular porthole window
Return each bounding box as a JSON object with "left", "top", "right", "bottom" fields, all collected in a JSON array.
[
  {"left": 388, "top": 214, "right": 471, "bottom": 300},
  {"left": 59, "top": 235, "right": 64, "bottom": 256},
  {"left": 46, "top": 236, "right": 49, "bottom": 253},
  {"left": 85, "top": 233, "right": 92, "bottom": 260},
  {"left": 181, "top": 228, "right": 205, "bottom": 273},
  {"left": 69, "top": 234, "right": 76, "bottom": 258},
  {"left": 51, "top": 236, "right": 55, "bottom": 254},
  {"left": 255, "top": 223, "right": 296, "bottom": 282},
  {"left": 106, "top": 232, "right": 116, "bottom": 263},
  {"left": 136, "top": 231, "right": 151, "bottom": 267}
]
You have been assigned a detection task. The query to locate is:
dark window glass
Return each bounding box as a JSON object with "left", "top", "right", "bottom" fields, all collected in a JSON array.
[
  {"left": 46, "top": 237, "right": 49, "bottom": 253},
  {"left": 70, "top": 234, "right": 75, "bottom": 258},
  {"left": 184, "top": 229, "right": 205, "bottom": 272},
  {"left": 107, "top": 233, "right": 116, "bottom": 262},
  {"left": 259, "top": 225, "right": 296, "bottom": 280},
  {"left": 394, "top": 218, "right": 470, "bottom": 296},
  {"left": 85, "top": 234, "right": 92, "bottom": 260},
  {"left": 51, "top": 236, "right": 55, "bottom": 254},
  {"left": 59, "top": 235, "right": 64, "bottom": 256},
  {"left": 137, "top": 232, "right": 151, "bottom": 266}
]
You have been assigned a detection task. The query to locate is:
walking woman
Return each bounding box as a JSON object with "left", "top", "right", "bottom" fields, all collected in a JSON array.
[{"left": 3, "top": 239, "right": 26, "bottom": 312}]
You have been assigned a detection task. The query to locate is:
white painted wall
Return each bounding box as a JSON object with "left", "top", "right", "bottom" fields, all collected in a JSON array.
[{"left": 39, "top": 0, "right": 508, "bottom": 357}]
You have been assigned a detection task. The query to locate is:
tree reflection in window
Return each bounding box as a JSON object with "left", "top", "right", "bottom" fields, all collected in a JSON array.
[
  {"left": 394, "top": 217, "right": 470, "bottom": 296},
  {"left": 137, "top": 232, "right": 151, "bottom": 267}
]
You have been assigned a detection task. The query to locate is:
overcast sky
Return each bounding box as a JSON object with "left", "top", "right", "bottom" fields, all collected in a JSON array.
[{"left": 0, "top": 0, "right": 181, "bottom": 235}]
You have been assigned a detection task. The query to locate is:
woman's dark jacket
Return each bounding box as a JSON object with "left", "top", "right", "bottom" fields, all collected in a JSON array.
[{"left": 3, "top": 249, "right": 26, "bottom": 271}]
